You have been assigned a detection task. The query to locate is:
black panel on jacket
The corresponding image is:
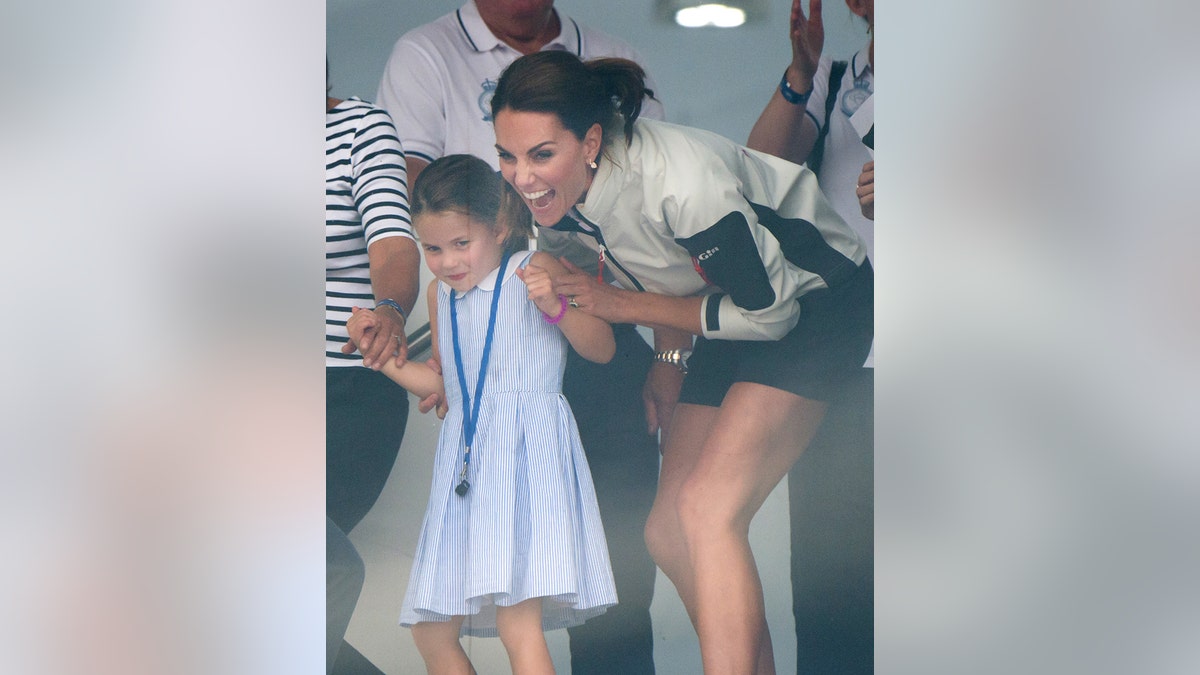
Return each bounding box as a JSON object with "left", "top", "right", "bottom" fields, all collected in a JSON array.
[
  {"left": 750, "top": 202, "right": 857, "bottom": 288},
  {"left": 674, "top": 210, "right": 776, "bottom": 311}
]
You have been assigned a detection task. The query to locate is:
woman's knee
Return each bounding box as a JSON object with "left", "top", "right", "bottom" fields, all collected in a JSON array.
[
  {"left": 643, "top": 499, "right": 681, "bottom": 566},
  {"left": 676, "top": 476, "right": 752, "bottom": 545}
]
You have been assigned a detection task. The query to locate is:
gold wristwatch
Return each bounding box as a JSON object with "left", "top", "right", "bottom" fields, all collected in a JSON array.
[{"left": 653, "top": 348, "right": 692, "bottom": 374}]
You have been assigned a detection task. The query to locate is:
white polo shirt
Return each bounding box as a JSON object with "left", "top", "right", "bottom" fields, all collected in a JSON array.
[
  {"left": 805, "top": 43, "right": 874, "bottom": 366},
  {"left": 375, "top": 2, "right": 664, "bottom": 277},
  {"left": 805, "top": 44, "right": 873, "bottom": 263},
  {"left": 376, "top": 1, "right": 664, "bottom": 169}
]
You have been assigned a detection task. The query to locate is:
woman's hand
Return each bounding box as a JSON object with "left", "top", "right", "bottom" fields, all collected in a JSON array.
[
  {"left": 551, "top": 258, "right": 626, "bottom": 323},
  {"left": 855, "top": 160, "right": 874, "bottom": 221},
  {"left": 643, "top": 363, "right": 684, "bottom": 446},
  {"left": 788, "top": 0, "right": 824, "bottom": 87},
  {"left": 343, "top": 306, "right": 408, "bottom": 371}
]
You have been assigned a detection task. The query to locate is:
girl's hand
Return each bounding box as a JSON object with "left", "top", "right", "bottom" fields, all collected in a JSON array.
[
  {"left": 855, "top": 160, "right": 874, "bottom": 221},
  {"left": 552, "top": 258, "right": 625, "bottom": 323},
  {"left": 788, "top": 0, "right": 824, "bottom": 87},
  {"left": 515, "top": 264, "right": 563, "bottom": 316},
  {"left": 343, "top": 305, "right": 408, "bottom": 370},
  {"left": 416, "top": 357, "right": 447, "bottom": 419}
]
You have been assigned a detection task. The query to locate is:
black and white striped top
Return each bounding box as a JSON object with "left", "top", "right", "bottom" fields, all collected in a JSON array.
[{"left": 326, "top": 98, "right": 413, "bottom": 365}]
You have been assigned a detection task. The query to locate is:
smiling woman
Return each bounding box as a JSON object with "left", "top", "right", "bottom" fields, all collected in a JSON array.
[
  {"left": 494, "top": 110, "right": 601, "bottom": 226},
  {"left": 490, "top": 50, "right": 873, "bottom": 674}
]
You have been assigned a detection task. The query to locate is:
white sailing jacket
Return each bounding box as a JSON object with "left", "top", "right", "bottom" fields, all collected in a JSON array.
[{"left": 554, "top": 119, "right": 868, "bottom": 341}]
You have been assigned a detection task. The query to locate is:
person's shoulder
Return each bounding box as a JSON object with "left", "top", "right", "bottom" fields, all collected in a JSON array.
[
  {"left": 389, "top": 8, "right": 464, "bottom": 53},
  {"left": 327, "top": 97, "right": 393, "bottom": 130},
  {"left": 329, "top": 97, "right": 391, "bottom": 118},
  {"left": 572, "top": 19, "right": 644, "bottom": 60},
  {"left": 635, "top": 119, "right": 730, "bottom": 157},
  {"left": 329, "top": 96, "right": 372, "bottom": 114}
]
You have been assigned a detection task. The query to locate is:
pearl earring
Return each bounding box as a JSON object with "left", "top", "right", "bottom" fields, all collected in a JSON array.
[{"left": 588, "top": 158, "right": 598, "bottom": 170}]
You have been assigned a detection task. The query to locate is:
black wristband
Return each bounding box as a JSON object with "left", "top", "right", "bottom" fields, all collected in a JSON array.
[
  {"left": 778, "top": 69, "right": 812, "bottom": 105},
  {"left": 374, "top": 298, "right": 408, "bottom": 323}
]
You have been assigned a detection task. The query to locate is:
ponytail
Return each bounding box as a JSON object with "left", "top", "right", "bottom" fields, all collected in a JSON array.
[
  {"left": 492, "top": 51, "right": 657, "bottom": 149},
  {"left": 587, "top": 58, "right": 652, "bottom": 144}
]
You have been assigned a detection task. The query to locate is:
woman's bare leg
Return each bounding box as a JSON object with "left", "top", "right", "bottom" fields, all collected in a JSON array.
[
  {"left": 411, "top": 616, "right": 474, "bottom": 675},
  {"left": 496, "top": 598, "right": 554, "bottom": 675},
  {"left": 644, "top": 402, "right": 721, "bottom": 624},
  {"left": 688, "top": 383, "right": 826, "bottom": 674},
  {"left": 673, "top": 383, "right": 827, "bottom": 674}
]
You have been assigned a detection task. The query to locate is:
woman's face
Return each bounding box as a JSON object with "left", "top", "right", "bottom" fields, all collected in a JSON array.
[{"left": 494, "top": 109, "right": 601, "bottom": 227}]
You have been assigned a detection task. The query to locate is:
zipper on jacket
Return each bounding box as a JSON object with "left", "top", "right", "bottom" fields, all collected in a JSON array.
[{"left": 565, "top": 210, "right": 646, "bottom": 292}]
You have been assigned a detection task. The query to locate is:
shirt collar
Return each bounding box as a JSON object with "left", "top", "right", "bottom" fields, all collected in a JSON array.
[
  {"left": 575, "top": 125, "right": 631, "bottom": 225},
  {"left": 851, "top": 43, "right": 873, "bottom": 79},
  {"left": 458, "top": 1, "right": 580, "bottom": 55},
  {"left": 446, "top": 250, "right": 528, "bottom": 298}
]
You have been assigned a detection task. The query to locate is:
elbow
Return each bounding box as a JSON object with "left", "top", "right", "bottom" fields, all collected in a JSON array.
[
  {"left": 583, "top": 341, "right": 615, "bottom": 365},
  {"left": 580, "top": 334, "right": 616, "bottom": 365},
  {"left": 722, "top": 324, "right": 789, "bottom": 342},
  {"left": 706, "top": 312, "right": 797, "bottom": 342}
]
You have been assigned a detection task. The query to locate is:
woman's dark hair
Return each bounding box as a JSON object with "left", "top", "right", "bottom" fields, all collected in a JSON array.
[
  {"left": 490, "top": 51, "right": 654, "bottom": 149},
  {"left": 410, "top": 154, "right": 532, "bottom": 255}
]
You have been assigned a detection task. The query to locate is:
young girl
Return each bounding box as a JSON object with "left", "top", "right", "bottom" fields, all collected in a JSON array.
[{"left": 345, "top": 154, "right": 617, "bottom": 675}]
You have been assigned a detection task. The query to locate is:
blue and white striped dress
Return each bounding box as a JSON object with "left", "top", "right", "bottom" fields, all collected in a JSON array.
[{"left": 400, "top": 251, "right": 616, "bottom": 636}]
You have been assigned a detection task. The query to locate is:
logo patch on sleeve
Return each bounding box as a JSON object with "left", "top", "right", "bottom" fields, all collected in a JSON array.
[
  {"left": 691, "top": 247, "right": 719, "bottom": 284},
  {"left": 678, "top": 211, "right": 775, "bottom": 310}
]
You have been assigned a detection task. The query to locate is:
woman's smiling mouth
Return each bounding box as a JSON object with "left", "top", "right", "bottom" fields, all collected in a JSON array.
[{"left": 523, "top": 188, "right": 555, "bottom": 210}]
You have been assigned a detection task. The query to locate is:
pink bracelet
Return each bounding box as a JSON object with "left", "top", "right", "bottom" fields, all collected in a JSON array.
[{"left": 542, "top": 294, "right": 568, "bottom": 324}]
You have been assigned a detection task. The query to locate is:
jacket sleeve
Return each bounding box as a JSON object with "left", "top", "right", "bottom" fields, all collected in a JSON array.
[
  {"left": 663, "top": 151, "right": 838, "bottom": 341},
  {"left": 657, "top": 145, "right": 854, "bottom": 341}
]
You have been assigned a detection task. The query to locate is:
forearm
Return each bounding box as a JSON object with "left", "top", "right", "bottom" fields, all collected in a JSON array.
[
  {"left": 653, "top": 325, "right": 694, "bottom": 352},
  {"left": 608, "top": 287, "right": 705, "bottom": 336},
  {"left": 379, "top": 359, "right": 444, "bottom": 401},
  {"left": 558, "top": 308, "right": 616, "bottom": 363},
  {"left": 369, "top": 236, "right": 421, "bottom": 318},
  {"left": 747, "top": 65, "right": 820, "bottom": 165}
]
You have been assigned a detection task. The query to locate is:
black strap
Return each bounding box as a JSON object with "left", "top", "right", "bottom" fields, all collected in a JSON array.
[{"left": 806, "top": 60, "right": 847, "bottom": 176}]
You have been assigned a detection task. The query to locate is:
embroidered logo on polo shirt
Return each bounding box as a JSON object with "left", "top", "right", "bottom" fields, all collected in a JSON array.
[
  {"left": 840, "top": 76, "right": 872, "bottom": 117},
  {"left": 478, "top": 78, "right": 497, "bottom": 122}
]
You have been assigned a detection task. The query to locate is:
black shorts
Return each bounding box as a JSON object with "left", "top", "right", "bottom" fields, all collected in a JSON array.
[{"left": 679, "top": 260, "right": 873, "bottom": 406}]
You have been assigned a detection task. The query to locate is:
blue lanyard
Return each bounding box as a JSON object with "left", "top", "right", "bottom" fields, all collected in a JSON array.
[{"left": 448, "top": 251, "right": 511, "bottom": 497}]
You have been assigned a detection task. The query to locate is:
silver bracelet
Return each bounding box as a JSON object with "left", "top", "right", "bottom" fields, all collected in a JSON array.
[{"left": 653, "top": 348, "right": 692, "bottom": 374}]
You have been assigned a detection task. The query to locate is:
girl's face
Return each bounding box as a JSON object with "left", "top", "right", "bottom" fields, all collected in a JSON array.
[
  {"left": 493, "top": 109, "right": 601, "bottom": 227},
  {"left": 415, "top": 211, "right": 508, "bottom": 294}
]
